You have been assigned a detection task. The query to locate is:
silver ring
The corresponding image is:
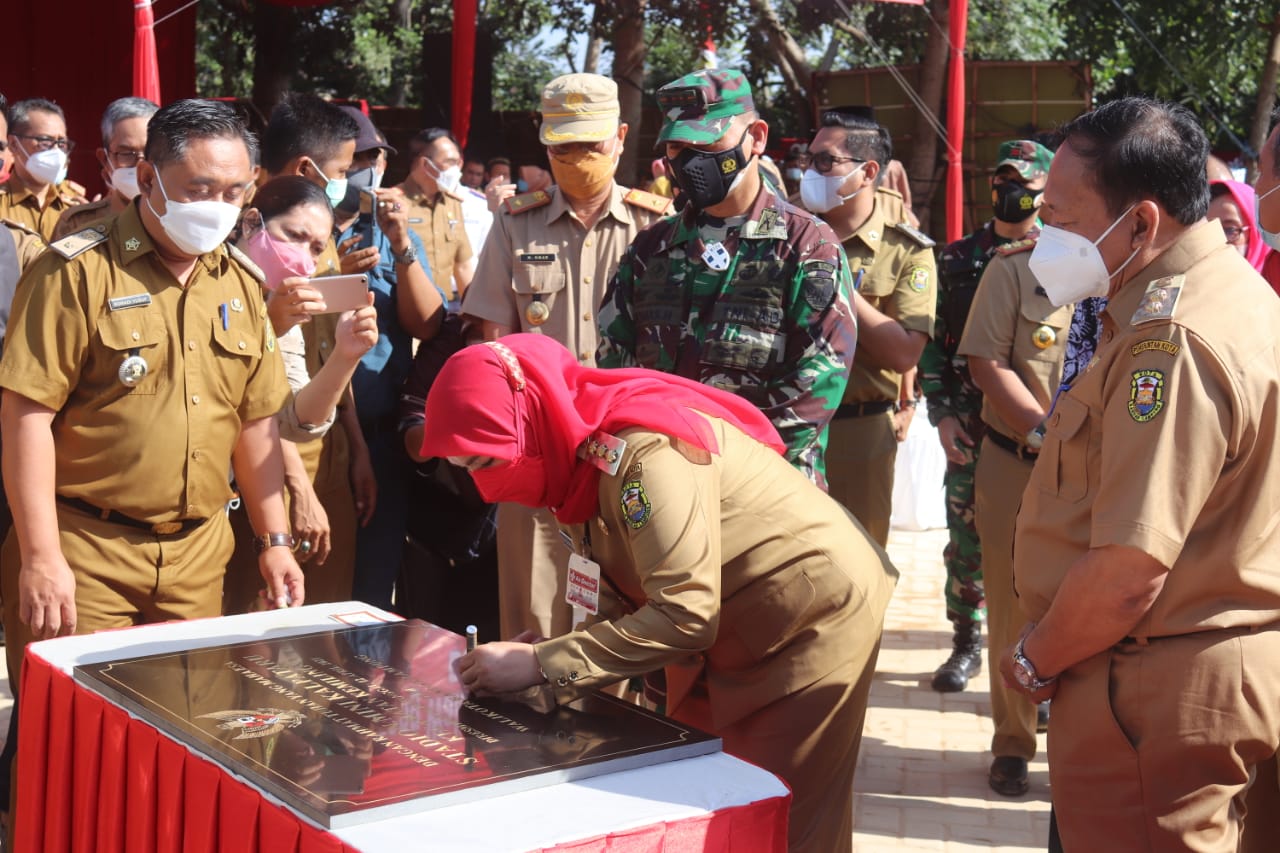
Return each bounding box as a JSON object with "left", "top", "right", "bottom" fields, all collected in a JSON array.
[{"left": 299, "top": 540, "right": 313, "bottom": 554}]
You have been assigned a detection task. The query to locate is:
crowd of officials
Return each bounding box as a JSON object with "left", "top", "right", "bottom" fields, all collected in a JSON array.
[{"left": 1, "top": 62, "right": 1279, "bottom": 852}]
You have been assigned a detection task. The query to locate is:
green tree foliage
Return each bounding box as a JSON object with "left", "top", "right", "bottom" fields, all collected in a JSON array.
[{"left": 1053, "top": 0, "right": 1272, "bottom": 151}]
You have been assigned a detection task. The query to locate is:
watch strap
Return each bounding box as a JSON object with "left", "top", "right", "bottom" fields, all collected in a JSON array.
[
  {"left": 1013, "top": 633, "right": 1057, "bottom": 690},
  {"left": 253, "top": 532, "right": 295, "bottom": 554}
]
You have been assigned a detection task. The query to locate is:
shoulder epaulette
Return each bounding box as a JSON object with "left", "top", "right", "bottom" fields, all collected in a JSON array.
[
  {"left": 48, "top": 226, "right": 108, "bottom": 260},
  {"left": 994, "top": 236, "right": 1037, "bottom": 257},
  {"left": 503, "top": 190, "right": 552, "bottom": 215},
  {"left": 65, "top": 198, "right": 111, "bottom": 216},
  {"left": 226, "top": 243, "right": 267, "bottom": 284},
  {"left": 876, "top": 187, "right": 904, "bottom": 201},
  {"left": 892, "top": 221, "right": 936, "bottom": 249},
  {"left": 623, "top": 188, "right": 674, "bottom": 215},
  {"left": 1, "top": 217, "right": 42, "bottom": 239}
]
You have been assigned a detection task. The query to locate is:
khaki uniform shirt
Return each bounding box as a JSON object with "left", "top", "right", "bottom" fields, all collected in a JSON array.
[
  {"left": 398, "top": 177, "right": 473, "bottom": 300},
  {"left": 840, "top": 188, "right": 937, "bottom": 404},
  {"left": 0, "top": 173, "right": 81, "bottom": 240},
  {"left": 958, "top": 240, "right": 1072, "bottom": 442},
  {"left": 1014, "top": 221, "right": 1280, "bottom": 636},
  {"left": 52, "top": 196, "right": 123, "bottom": 241},
  {"left": 0, "top": 202, "right": 289, "bottom": 524},
  {"left": 535, "top": 415, "right": 897, "bottom": 730},
  {"left": 462, "top": 184, "right": 670, "bottom": 365}
]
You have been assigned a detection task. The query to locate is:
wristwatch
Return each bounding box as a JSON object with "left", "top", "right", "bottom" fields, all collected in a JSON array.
[
  {"left": 1011, "top": 631, "right": 1057, "bottom": 691},
  {"left": 253, "top": 532, "right": 296, "bottom": 554},
  {"left": 391, "top": 243, "right": 417, "bottom": 266}
]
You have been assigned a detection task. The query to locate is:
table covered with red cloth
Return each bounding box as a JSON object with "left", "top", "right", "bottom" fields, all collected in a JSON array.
[{"left": 14, "top": 602, "right": 790, "bottom": 852}]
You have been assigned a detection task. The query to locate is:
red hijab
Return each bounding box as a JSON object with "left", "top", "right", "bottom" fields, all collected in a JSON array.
[
  {"left": 1211, "top": 179, "right": 1272, "bottom": 272},
  {"left": 420, "top": 334, "right": 785, "bottom": 523}
]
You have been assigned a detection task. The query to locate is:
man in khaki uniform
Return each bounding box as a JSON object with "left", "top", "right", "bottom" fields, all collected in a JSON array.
[
  {"left": 0, "top": 98, "right": 85, "bottom": 240},
  {"left": 52, "top": 97, "right": 158, "bottom": 240},
  {"left": 462, "top": 72, "right": 671, "bottom": 640},
  {"left": 801, "top": 108, "right": 936, "bottom": 545},
  {"left": 1001, "top": 98, "right": 1280, "bottom": 850},
  {"left": 397, "top": 127, "right": 475, "bottom": 308},
  {"left": 958, "top": 194, "right": 1070, "bottom": 796}
]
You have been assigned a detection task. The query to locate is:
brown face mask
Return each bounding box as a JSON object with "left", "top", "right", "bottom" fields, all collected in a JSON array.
[{"left": 549, "top": 142, "right": 618, "bottom": 200}]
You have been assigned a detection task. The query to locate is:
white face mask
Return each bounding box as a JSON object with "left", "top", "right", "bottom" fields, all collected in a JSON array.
[
  {"left": 799, "top": 165, "right": 865, "bottom": 214},
  {"left": 430, "top": 160, "right": 463, "bottom": 194},
  {"left": 110, "top": 166, "right": 141, "bottom": 200},
  {"left": 1028, "top": 204, "right": 1140, "bottom": 306},
  {"left": 1255, "top": 183, "right": 1280, "bottom": 251},
  {"left": 20, "top": 143, "right": 68, "bottom": 186},
  {"left": 146, "top": 169, "right": 242, "bottom": 256}
]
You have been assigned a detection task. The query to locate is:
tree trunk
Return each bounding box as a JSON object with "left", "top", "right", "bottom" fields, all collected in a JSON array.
[
  {"left": 251, "top": 2, "right": 297, "bottom": 119},
  {"left": 391, "top": 0, "right": 415, "bottom": 107},
  {"left": 613, "top": 0, "right": 647, "bottom": 188},
  {"left": 583, "top": 2, "right": 605, "bottom": 75},
  {"left": 906, "top": 0, "right": 949, "bottom": 232},
  {"left": 1248, "top": 13, "right": 1280, "bottom": 182},
  {"left": 748, "top": 0, "right": 812, "bottom": 123}
]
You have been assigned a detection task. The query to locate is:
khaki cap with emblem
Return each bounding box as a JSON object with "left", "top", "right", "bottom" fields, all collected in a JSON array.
[{"left": 539, "top": 74, "right": 620, "bottom": 145}]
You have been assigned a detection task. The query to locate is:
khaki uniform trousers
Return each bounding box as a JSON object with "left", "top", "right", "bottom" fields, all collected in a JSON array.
[
  {"left": 825, "top": 409, "right": 896, "bottom": 547},
  {"left": 1050, "top": 628, "right": 1280, "bottom": 851},
  {"left": 496, "top": 503, "right": 573, "bottom": 640},
  {"left": 2, "top": 504, "right": 234, "bottom": 692},
  {"left": 974, "top": 436, "right": 1038, "bottom": 760},
  {"left": 1241, "top": 753, "right": 1280, "bottom": 853}
]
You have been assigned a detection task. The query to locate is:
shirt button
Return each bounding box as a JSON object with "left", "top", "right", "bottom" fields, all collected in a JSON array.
[
  {"left": 191, "top": 395, "right": 200, "bottom": 405},
  {"left": 1051, "top": 413, "right": 1060, "bottom": 426},
  {"left": 584, "top": 239, "right": 593, "bottom": 247},
  {"left": 191, "top": 450, "right": 201, "bottom": 460},
  {"left": 583, "top": 312, "right": 591, "bottom": 321},
  {"left": 582, "top": 275, "right": 592, "bottom": 284},
  {"left": 320, "top": 341, "right": 329, "bottom": 349},
  {"left": 186, "top": 504, "right": 196, "bottom": 514},
  {"left": 238, "top": 341, "right": 246, "bottom": 350},
  {"left": 1103, "top": 329, "right": 1114, "bottom": 343},
  {"left": 188, "top": 340, "right": 196, "bottom": 351},
  {"left": 579, "top": 352, "right": 589, "bottom": 361},
  {"left": 131, "top": 331, "right": 140, "bottom": 341}
]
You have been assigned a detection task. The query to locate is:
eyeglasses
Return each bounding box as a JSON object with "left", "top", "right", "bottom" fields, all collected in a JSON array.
[
  {"left": 808, "top": 151, "right": 864, "bottom": 174},
  {"left": 1223, "top": 224, "right": 1250, "bottom": 244},
  {"left": 109, "top": 149, "right": 146, "bottom": 167},
  {"left": 13, "top": 134, "right": 75, "bottom": 153}
]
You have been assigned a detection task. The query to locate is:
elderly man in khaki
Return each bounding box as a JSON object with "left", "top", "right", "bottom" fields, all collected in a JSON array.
[
  {"left": 461, "top": 73, "right": 672, "bottom": 640},
  {"left": 801, "top": 107, "right": 935, "bottom": 545},
  {"left": 1000, "top": 98, "right": 1280, "bottom": 851},
  {"left": 958, "top": 231, "right": 1070, "bottom": 797}
]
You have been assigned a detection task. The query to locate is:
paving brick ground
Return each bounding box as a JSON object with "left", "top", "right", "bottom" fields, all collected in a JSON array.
[{"left": 855, "top": 526, "right": 1051, "bottom": 852}]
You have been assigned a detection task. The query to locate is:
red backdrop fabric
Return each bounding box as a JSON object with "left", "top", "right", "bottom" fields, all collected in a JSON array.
[{"left": 134, "top": 0, "right": 162, "bottom": 104}]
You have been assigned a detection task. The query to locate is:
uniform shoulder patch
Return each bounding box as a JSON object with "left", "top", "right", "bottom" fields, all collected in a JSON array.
[
  {"left": 623, "top": 188, "right": 674, "bottom": 215},
  {"left": 226, "top": 243, "right": 267, "bottom": 284},
  {"left": 995, "top": 237, "right": 1037, "bottom": 257},
  {"left": 1131, "top": 339, "right": 1180, "bottom": 357},
  {"left": 907, "top": 264, "right": 932, "bottom": 292},
  {"left": 1130, "top": 275, "right": 1183, "bottom": 326},
  {"left": 620, "top": 476, "right": 652, "bottom": 530},
  {"left": 48, "top": 227, "right": 108, "bottom": 260},
  {"left": 503, "top": 190, "right": 552, "bottom": 215},
  {"left": 1, "top": 217, "right": 42, "bottom": 239},
  {"left": 892, "top": 221, "right": 936, "bottom": 248},
  {"left": 1128, "top": 368, "right": 1166, "bottom": 422}
]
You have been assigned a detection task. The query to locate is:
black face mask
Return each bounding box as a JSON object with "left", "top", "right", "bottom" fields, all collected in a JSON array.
[
  {"left": 992, "top": 180, "right": 1039, "bottom": 223},
  {"left": 667, "top": 127, "right": 752, "bottom": 210}
]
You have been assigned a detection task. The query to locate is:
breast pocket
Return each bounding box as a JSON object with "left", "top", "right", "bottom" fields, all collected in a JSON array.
[
  {"left": 1018, "top": 300, "right": 1074, "bottom": 363},
  {"left": 97, "top": 312, "right": 166, "bottom": 396},
  {"left": 1041, "top": 394, "right": 1091, "bottom": 502},
  {"left": 511, "top": 260, "right": 567, "bottom": 331},
  {"left": 209, "top": 315, "right": 263, "bottom": 403}
]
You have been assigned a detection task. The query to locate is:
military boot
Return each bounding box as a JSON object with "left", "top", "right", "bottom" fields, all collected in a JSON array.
[{"left": 931, "top": 620, "right": 982, "bottom": 692}]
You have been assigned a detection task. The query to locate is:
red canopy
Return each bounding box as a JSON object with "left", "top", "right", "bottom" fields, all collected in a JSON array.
[{"left": 133, "top": 0, "right": 161, "bottom": 103}]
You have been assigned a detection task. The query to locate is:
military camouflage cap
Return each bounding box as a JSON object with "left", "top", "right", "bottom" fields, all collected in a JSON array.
[
  {"left": 656, "top": 69, "right": 755, "bottom": 145},
  {"left": 540, "top": 73, "right": 620, "bottom": 145},
  {"left": 995, "top": 139, "right": 1054, "bottom": 182}
]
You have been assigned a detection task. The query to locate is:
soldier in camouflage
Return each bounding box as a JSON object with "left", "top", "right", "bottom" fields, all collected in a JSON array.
[
  {"left": 596, "top": 69, "right": 857, "bottom": 490},
  {"left": 919, "top": 139, "right": 1053, "bottom": 693}
]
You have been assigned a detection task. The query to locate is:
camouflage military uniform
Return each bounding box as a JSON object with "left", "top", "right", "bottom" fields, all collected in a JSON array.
[{"left": 596, "top": 181, "right": 857, "bottom": 490}]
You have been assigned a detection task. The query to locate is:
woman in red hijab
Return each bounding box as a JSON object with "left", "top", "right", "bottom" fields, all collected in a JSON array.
[
  {"left": 421, "top": 334, "right": 897, "bottom": 853},
  {"left": 1209, "top": 179, "right": 1280, "bottom": 294}
]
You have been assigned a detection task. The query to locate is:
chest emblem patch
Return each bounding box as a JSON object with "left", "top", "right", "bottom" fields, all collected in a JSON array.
[
  {"left": 621, "top": 478, "right": 652, "bottom": 529},
  {"left": 1128, "top": 369, "right": 1166, "bottom": 422}
]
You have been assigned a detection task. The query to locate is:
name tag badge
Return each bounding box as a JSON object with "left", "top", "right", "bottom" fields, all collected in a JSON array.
[
  {"left": 565, "top": 553, "right": 601, "bottom": 616},
  {"left": 519, "top": 252, "right": 557, "bottom": 264},
  {"left": 108, "top": 293, "right": 152, "bottom": 311}
]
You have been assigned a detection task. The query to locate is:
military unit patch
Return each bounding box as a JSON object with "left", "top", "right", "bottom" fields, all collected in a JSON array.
[
  {"left": 621, "top": 478, "right": 651, "bottom": 529},
  {"left": 1128, "top": 369, "right": 1165, "bottom": 422},
  {"left": 1131, "top": 339, "right": 1180, "bottom": 357},
  {"left": 908, "top": 265, "right": 931, "bottom": 292}
]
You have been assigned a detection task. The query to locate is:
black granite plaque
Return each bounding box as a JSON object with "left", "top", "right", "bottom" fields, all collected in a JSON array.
[{"left": 73, "top": 620, "right": 720, "bottom": 828}]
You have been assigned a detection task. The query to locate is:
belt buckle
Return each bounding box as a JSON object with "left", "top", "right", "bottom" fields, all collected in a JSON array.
[{"left": 151, "top": 521, "right": 183, "bottom": 535}]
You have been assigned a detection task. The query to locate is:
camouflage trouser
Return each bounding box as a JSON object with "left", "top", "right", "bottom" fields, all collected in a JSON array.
[{"left": 943, "top": 418, "right": 985, "bottom": 625}]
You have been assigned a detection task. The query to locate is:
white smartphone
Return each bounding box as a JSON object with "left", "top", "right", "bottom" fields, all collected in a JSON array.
[{"left": 310, "top": 273, "right": 370, "bottom": 314}]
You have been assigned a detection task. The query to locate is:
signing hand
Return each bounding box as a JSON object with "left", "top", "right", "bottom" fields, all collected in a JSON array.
[
  {"left": 937, "top": 415, "right": 976, "bottom": 465},
  {"left": 456, "top": 641, "right": 543, "bottom": 694},
  {"left": 258, "top": 546, "right": 305, "bottom": 609}
]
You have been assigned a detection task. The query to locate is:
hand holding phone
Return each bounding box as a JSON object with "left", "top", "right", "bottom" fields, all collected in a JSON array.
[{"left": 309, "top": 273, "right": 370, "bottom": 314}]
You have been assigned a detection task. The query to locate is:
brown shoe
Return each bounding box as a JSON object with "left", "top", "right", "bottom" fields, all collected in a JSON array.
[{"left": 989, "top": 756, "right": 1030, "bottom": 796}]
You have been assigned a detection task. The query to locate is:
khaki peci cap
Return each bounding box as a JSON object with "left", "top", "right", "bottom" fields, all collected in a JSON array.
[{"left": 539, "top": 74, "right": 620, "bottom": 145}]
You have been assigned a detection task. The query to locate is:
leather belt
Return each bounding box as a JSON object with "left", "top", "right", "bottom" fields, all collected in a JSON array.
[
  {"left": 986, "top": 429, "right": 1039, "bottom": 460},
  {"left": 56, "top": 495, "right": 206, "bottom": 536},
  {"left": 834, "top": 400, "right": 896, "bottom": 419}
]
